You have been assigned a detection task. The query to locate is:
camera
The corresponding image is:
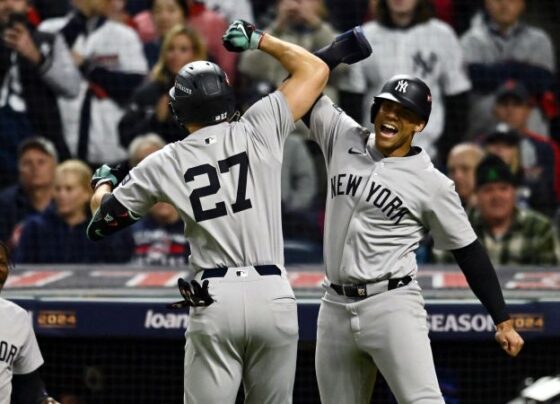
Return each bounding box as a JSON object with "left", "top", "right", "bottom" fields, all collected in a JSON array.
[{"left": 0, "top": 12, "right": 27, "bottom": 34}]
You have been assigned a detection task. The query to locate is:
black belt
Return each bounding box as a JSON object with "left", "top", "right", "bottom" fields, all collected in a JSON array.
[
  {"left": 330, "top": 275, "right": 413, "bottom": 298},
  {"left": 201, "top": 265, "right": 281, "bottom": 280}
]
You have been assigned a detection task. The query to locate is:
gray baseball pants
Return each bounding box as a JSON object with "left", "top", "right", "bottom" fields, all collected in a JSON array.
[
  {"left": 315, "top": 282, "right": 444, "bottom": 404},
  {"left": 184, "top": 266, "right": 298, "bottom": 404}
]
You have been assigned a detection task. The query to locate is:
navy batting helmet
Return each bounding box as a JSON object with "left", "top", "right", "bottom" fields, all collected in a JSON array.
[
  {"left": 370, "top": 75, "right": 432, "bottom": 124},
  {"left": 169, "top": 61, "right": 236, "bottom": 126}
]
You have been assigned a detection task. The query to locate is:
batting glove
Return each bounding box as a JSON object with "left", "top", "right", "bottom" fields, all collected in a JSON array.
[
  {"left": 167, "top": 279, "right": 214, "bottom": 309},
  {"left": 90, "top": 163, "right": 129, "bottom": 190},
  {"left": 222, "top": 19, "right": 264, "bottom": 52}
]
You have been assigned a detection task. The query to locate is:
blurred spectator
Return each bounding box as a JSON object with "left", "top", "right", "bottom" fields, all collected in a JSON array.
[
  {"left": 204, "top": 0, "right": 254, "bottom": 23},
  {"left": 493, "top": 80, "right": 560, "bottom": 207},
  {"left": 133, "top": 0, "right": 188, "bottom": 67},
  {"left": 239, "top": 0, "right": 347, "bottom": 103},
  {"left": 107, "top": 0, "right": 136, "bottom": 28},
  {"left": 446, "top": 143, "right": 484, "bottom": 210},
  {"left": 184, "top": 0, "right": 237, "bottom": 83},
  {"left": 128, "top": 133, "right": 165, "bottom": 167},
  {"left": 461, "top": 154, "right": 556, "bottom": 265},
  {"left": 0, "top": 0, "right": 80, "bottom": 187},
  {"left": 0, "top": 242, "right": 60, "bottom": 404},
  {"left": 119, "top": 24, "right": 205, "bottom": 147},
  {"left": 461, "top": 0, "right": 557, "bottom": 142},
  {"left": 133, "top": 0, "right": 236, "bottom": 82},
  {"left": 483, "top": 123, "right": 557, "bottom": 215},
  {"left": 127, "top": 134, "right": 189, "bottom": 266},
  {"left": 14, "top": 160, "right": 133, "bottom": 263},
  {"left": 40, "top": 0, "right": 148, "bottom": 168},
  {"left": 0, "top": 138, "right": 56, "bottom": 246},
  {"left": 282, "top": 133, "right": 319, "bottom": 239},
  {"left": 347, "top": 0, "right": 471, "bottom": 162}
]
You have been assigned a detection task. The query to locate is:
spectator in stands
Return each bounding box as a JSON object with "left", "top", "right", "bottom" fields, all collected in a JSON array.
[
  {"left": 127, "top": 135, "right": 189, "bottom": 266},
  {"left": 184, "top": 0, "right": 237, "bottom": 83},
  {"left": 40, "top": 0, "right": 148, "bottom": 169},
  {"left": 133, "top": 0, "right": 188, "bottom": 67},
  {"left": 0, "top": 242, "right": 61, "bottom": 404},
  {"left": 469, "top": 154, "right": 557, "bottom": 265},
  {"left": 134, "top": 0, "right": 236, "bottom": 81},
  {"left": 282, "top": 132, "right": 319, "bottom": 239},
  {"left": 493, "top": 80, "right": 560, "bottom": 208},
  {"left": 14, "top": 160, "right": 133, "bottom": 263},
  {"left": 347, "top": 0, "right": 471, "bottom": 162},
  {"left": 0, "top": 138, "right": 57, "bottom": 246},
  {"left": 239, "top": 0, "right": 346, "bottom": 103},
  {"left": 119, "top": 25, "right": 206, "bottom": 147},
  {"left": 483, "top": 123, "right": 557, "bottom": 215},
  {"left": 204, "top": 0, "right": 253, "bottom": 23},
  {"left": 461, "top": 0, "right": 557, "bottom": 141},
  {"left": 0, "top": 0, "right": 80, "bottom": 187},
  {"left": 447, "top": 143, "right": 484, "bottom": 210}
]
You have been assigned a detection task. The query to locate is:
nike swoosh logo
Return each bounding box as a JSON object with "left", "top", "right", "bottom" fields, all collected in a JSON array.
[{"left": 348, "top": 147, "right": 367, "bottom": 155}]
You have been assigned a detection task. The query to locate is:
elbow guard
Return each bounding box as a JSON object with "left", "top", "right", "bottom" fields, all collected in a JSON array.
[{"left": 87, "top": 194, "right": 141, "bottom": 241}]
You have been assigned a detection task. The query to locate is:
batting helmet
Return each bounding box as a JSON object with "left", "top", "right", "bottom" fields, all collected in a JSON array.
[
  {"left": 169, "top": 61, "right": 236, "bottom": 126},
  {"left": 370, "top": 75, "right": 432, "bottom": 124}
]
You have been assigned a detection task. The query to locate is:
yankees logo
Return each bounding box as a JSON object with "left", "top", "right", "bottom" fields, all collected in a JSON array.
[{"left": 395, "top": 80, "right": 409, "bottom": 93}]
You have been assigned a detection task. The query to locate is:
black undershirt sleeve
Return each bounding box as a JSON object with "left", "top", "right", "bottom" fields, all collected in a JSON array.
[
  {"left": 451, "top": 239, "right": 510, "bottom": 325},
  {"left": 11, "top": 369, "right": 48, "bottom": 404}
]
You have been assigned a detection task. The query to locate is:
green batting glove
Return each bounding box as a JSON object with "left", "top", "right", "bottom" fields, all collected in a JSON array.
[
  {"left": 90, "top": 163, "right": 128, "bottom": 190},
  {"left": 222, "top": 19, "right": 264, "bottom": 52}
]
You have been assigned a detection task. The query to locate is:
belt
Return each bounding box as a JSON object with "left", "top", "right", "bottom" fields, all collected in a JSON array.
[
  {"left": 330, "top": 275, "right": 413, "bottom": 298},
  {"left": 201, "top": 265, "right": 281, "bottom": 280}
]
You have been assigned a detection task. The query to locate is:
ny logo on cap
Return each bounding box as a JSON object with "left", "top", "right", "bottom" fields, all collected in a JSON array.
[{"left": 395, "top": 80, "right": 409, "bottom": 93}]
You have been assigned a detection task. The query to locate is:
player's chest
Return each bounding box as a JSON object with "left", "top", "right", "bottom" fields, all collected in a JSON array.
[{"left": 327, "top": 154, "right": 415, "bottom": 226}]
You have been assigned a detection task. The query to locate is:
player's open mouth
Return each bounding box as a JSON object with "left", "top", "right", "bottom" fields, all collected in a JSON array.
[{"left": 379, "top": 123, "right": 398, "bottom": 137}]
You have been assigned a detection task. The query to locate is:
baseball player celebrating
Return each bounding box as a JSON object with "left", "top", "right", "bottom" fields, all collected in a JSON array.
[
  {"left": 0, "top": 242, "right": 59, "bottom": 404},
  {"left": 85, "top": 19, "right": 333, "bottom": 404},
  {"left": 303, "top": 75, "right": 524, "bottom": 403}
]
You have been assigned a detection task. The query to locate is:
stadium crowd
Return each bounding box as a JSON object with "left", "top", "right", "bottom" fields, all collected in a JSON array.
[{"left": 0, "top": 0, "right": 559, "bottom": 267}]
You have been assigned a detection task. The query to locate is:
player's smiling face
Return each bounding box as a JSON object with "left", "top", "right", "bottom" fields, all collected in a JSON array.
[{"left": 373, "top": 100, "right": 425, "bottom": 157}]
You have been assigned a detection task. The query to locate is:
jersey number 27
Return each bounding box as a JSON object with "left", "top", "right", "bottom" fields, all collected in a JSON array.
[{"left": 184, "top": 152, "right": 253, "bottom": 222}]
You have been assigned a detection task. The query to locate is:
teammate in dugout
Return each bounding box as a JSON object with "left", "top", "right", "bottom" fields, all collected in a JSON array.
[
  {"left": 303, "top": 75, "right": 524, "bottom": 403},
  {"left": 85, "top": 19, "right": 371, "bottom": 404},
  {"left": 0, "top": 242, "right": 59, "bottom": 404}
]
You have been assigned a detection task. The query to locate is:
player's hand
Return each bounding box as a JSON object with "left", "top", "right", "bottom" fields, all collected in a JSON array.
[
  {"left": 222, "top": 19, "right": 264, "bottom": 52},
  {"left": 91, "top": 163, "right": 129, "bottom": 191},
  {"left": 167, "top": 279, "right": 214, "bottom": 309},
  {"left": 495, "top": 319, "right": 524, "bottom": 357}
]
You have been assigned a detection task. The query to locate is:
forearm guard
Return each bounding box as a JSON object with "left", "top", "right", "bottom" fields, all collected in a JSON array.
[{"left": 87, "top": 194, "right": 141, "bottom": 241}]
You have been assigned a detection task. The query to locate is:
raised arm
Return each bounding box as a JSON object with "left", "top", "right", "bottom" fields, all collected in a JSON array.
[{"left": 223, "top": 20, "right": 329, "bottom": 121}]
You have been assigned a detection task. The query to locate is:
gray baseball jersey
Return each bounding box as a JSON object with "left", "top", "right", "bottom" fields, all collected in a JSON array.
[
  {"left": 114, "top": 91, "right": 295, "bottom": 271},
  {"left": 341, "top": 19, "right": 471, "bottom": 158},
  {"left": 0, "top": 298, "right": 44, "bottom": 404},
  {"left": 114, "top": 90, "right": 299, "bottom": 404},
  {"left": 309, "top": 95, "right": 477, "bottom": 284}
]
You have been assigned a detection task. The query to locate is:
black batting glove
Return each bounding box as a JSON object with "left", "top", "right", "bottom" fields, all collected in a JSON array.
[{"left": 167, "top": 279, "right": 214, "bottom": 309}]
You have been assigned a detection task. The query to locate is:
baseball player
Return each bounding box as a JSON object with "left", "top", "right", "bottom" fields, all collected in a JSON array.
[
  {"left": 85, "top": 19, "right": 371, "bottom": 404},
  {"left": 0, "top": 242, "right": 59, "bottom": 404},
  {"left": 303, "top": 75, "right": 524, "bottom": 403}
]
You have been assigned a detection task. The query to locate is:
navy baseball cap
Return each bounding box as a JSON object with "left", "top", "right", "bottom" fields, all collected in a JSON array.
[
  {"left": 496, "top": 80, "right": 530, "bottom": 103},
  {"left": 483, "top": 123, "right": 521, "bottom": 146}
]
